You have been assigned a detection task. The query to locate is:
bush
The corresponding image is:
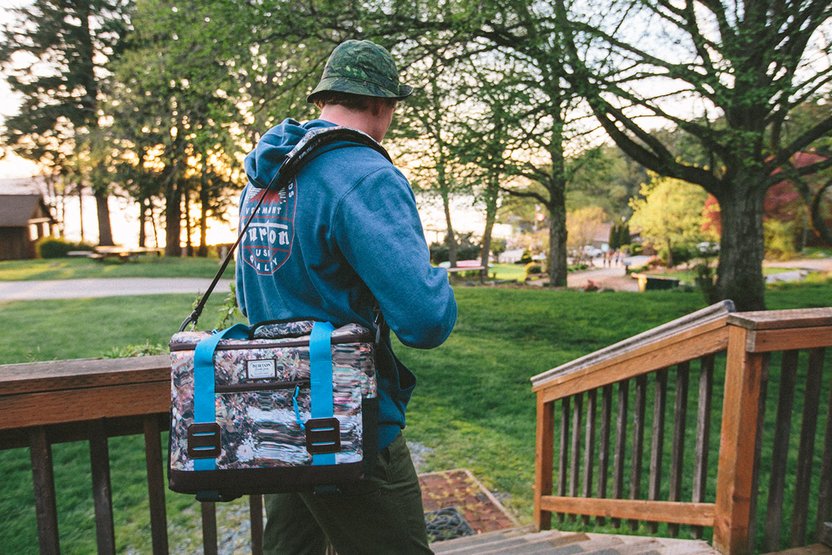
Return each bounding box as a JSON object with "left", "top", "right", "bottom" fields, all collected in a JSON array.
[
  {"left": 658, "top": 244, "right": 698, "bottom": 267},
  {"left": 429, "top": 243, "right": 480, "bottom": 264},
  {"left": 693, "top": 261, "right": 718, "bottom": 303},
  {"left": 524, "top": 262, "right": 543, "bottom": 276},
  {"left": 765, "top": 219, "right": 798, "bottom": 260},
  {"left": 35, "top": 237, "right": 94, "bottom": 259},
  {"left": 519, "top": 249, "right": 533, "bottom": 264}
]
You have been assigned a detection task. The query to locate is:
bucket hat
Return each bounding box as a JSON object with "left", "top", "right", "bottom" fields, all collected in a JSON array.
[{"left": 307, "top": 39, "right": 413, "bottom": 102}]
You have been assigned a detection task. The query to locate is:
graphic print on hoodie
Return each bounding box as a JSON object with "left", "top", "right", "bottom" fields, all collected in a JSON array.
[{"left": 241, "top": 181, "right": 297, "bottom": 275}]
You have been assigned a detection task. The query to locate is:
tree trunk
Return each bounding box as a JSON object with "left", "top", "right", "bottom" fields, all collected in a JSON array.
[
  {"left": 94, "top": 189, "right": 114, "bottom": 246},
  {"left": 78, "top": 185, "right": 85, "bottom": 242},
  {"left": 197, "top": 162, "right": 209, "bottom": 257},
  {"left": 715, "top": 180, "right": 766, "bottom": 311},
  {"left": 184, "top": 186, "right": 193, "bottom": 257},
  {"left": 547, "top": 192, "right": 568, "bottom": 286},
  {"left": 165, "top": 182, "right": 182, "bottom": 257},
  {"left": 480, "top": 179, "right": 499, "bottom": 271},
  {"left": 138, "top": 197, "right": 148, "bottom": 248},
  {"left": 441, "top": 190, "right": 458, "bottom": 267}
]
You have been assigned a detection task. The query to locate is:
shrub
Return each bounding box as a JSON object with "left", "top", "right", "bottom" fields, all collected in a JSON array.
[
  {"left": 693, "top": 261, "right": 718, "bottom": 304},
  {"left": 525, "top": 262, "right": 543, "bottom": 276},
  {"left": 657, "top": 243, "right": 698, "bottom": 267},
  {"left": 35, "top": 237, "right": 93, "bottom": 258},
  {"left": 765, "top": 219, "right": 798, "bottom": 260},
  {"left": 429, "top": 243, "right": 480, "bottom": 264},
  {"left": 519, "top": 249, "right": 533, "bottom": 264}
]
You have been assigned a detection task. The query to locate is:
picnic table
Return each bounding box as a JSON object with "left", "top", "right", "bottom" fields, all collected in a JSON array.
[{"left": 72, "top": 246, "right": 163, "bottom": 262}]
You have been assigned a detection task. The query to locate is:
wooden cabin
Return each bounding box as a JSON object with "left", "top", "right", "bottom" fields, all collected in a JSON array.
[{"left": 0, "top": 180, "right": 56, "bottom": 260}]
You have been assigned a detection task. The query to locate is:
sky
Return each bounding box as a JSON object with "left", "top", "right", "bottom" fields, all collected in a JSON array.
[{"left": 0, "top": 1, "right": 39, "bottom": 178}]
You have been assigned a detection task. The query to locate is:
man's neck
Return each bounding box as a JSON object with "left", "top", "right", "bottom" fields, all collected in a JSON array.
[{"left": 319, "top": 105, "right": 385, "bottom": 142}]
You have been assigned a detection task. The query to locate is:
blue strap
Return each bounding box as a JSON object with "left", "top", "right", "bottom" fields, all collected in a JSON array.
[
  {"left": 192, "top": 323, "right": 249, "bottom": 471},
  {"left": 309, "top": 321, "right": 336, "bottom": 466}
]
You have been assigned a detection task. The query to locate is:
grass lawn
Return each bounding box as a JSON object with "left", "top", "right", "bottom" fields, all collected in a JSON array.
[
  {"left": 0, "top": 256, "right": 232, "bottom": 281},
  {"left": 0, "top": 279, "right": 830, "bottom": 551}
]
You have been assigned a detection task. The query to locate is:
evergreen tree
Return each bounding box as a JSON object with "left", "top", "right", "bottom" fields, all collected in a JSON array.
[{"left": 0, "top": 0, "right": 133, "bottom": 246}]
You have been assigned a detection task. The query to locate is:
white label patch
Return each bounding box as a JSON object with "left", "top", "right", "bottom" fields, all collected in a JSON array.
[{"left": 247, "top": 359, "right": 276, "bottom": 380}]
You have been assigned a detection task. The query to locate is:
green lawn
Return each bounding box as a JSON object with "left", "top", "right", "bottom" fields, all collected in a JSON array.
[
  {"left": 0, "top": 256, "right": 232, "bottom": 281},
  {"left": 0, "top": 278, "right": 830, "bottom": 552}
]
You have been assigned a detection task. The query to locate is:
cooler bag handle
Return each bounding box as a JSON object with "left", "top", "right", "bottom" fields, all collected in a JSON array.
[
  {"left": 191, "top": 323, "right": 249, "bottom": 471},
  {"left": 190, "top": 321, "right": 342, "bottom": 470}
]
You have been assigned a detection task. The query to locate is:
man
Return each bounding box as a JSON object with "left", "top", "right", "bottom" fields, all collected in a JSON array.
[{"left": 236, "top": 39, "right": 457, "bottom": 554}]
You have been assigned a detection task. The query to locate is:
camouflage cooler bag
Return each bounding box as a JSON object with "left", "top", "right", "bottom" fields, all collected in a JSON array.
[{"left": 168, "top": 320, "right": 378, "bottom": 501}]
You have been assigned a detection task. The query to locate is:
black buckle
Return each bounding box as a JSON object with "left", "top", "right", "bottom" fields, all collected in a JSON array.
[
  {"left": 187, "top": 423, "right": 222, "bottom": 459},
  {"left": 305, "top": 417, "right": 341, "bottom": 454}
]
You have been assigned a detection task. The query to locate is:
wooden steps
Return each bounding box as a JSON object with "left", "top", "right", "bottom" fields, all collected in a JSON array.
[{"left": 431, "top": 527, "right": 716, "bottom": 554}]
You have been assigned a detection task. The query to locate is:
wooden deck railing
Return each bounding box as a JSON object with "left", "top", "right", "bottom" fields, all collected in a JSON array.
[
  {"left": 531, "top": 302, "right": 832, "bottom": 554},
  {"left": 0, "top": 355, "right": 264, "bottom": 554}
]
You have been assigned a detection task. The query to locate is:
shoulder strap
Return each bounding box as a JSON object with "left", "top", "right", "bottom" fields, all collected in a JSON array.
[{"left": 179, "top": 127, "right": 391, "bottom": 332}]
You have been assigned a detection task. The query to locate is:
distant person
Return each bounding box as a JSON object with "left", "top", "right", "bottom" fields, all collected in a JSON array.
[{"left": 235, "top": 39, "right": 457, "bottom": 554}]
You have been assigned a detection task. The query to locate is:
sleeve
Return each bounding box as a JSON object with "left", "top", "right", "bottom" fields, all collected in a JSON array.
[{"left": 333, "top": 166, "right": 457, "bottom": 348}]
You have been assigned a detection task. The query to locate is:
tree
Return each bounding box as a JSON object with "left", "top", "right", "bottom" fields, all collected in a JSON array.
[
  {"left": 108, "top": 0, "right": 246, "bottom": 255},
  {"left": 557, "top": 0, "right": 832, "bottom": 309},
  {"left": 397, "top": 53, "right": 467, "bottom": 267},
  {"left": 566, "top": 205, "right": 607, "bottom": 262},
  {"left": 568, "top": 144, "right": 647, "bottom": 220},
  {"left": 629, "top": 176, "right": 709, "bottom": 268},
  {"left": 0, "top": 0, "right": 133, "bottom": 246}
]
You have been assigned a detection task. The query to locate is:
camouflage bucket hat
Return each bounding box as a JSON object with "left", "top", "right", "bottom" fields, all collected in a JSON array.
[{"left": 307, "top": 39, "right": 413, "bottom": 103}]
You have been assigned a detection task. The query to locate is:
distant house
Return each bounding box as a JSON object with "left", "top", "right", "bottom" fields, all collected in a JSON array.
[{"left": 0, "top": 178, "right": 56, "bottom": 260}]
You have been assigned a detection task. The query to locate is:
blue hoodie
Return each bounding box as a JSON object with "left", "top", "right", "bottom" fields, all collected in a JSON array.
[{"left": 236, "top": 118, "right": 457, "bottom": 449}]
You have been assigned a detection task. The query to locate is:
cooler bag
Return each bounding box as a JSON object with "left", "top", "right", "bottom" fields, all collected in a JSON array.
[
  {"left": 168, "top": 320, "right": 378, "bottom": 500},
  {"left": 166, "top": 127, "right": 391, "bottom": 501}
]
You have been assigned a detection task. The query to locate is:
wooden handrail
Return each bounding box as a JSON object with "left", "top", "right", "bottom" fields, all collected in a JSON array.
[
  {"left": 532, "top": 304, "right": 832, "bottom": 555},
  {"left": 0, "top": 355, "right": 264, "bottom": 554},
  {"left": 0, "top": 355, "right": 170, "bottom": 432},
  {"left": 532, "top": 301, "right": 734, "bottom": 403}
]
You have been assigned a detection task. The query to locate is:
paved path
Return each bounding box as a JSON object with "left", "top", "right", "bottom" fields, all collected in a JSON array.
[{"left": 0, "top": 278, "right": 232, "bottom": 301}]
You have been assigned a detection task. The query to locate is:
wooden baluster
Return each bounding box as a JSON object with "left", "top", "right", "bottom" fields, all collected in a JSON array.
[
  {"left": 669, "top": 362, "right": 689, "bottom": 537},
  {"left": 558, "top": 397, "right": 570, "bottom": 523},
  {"left": 648, "top": 369, "right": 668, "bottom": 534},
  {"left": 143, "top": 415, "right": 169, "bottom": 554},
  {"left": 88, "top": 419, "right": 116, "bottom": 555},
  {"left": 29, "top": 426, "right": 60, "bottom": 555},
  {"left": 570, "top": 393, "right": 583, "bottom": 521},
  {"left": 534, "top": 397, "right": 555, "bottom": 530},
  {"left": 613, "top": 379, "right": 629, "bottom": 528},
  {"left": 763, "top": 350, "right": 798, "bottom": 552},
  {"left": 597, "top": 385, "right": 612, "bottom": 525},
  {"left": 692, "top": 355, "right": 714, "bottom": 539},
  {"left": 250, "top": 495, "right": 264, "bottom": 555},
  {"left": 818, "top": 356, "right": 832, "bottom": 542},
  {"left": 791, "top": 348, "right": 825, "bottom": 547},
  {"left": 201, "top": 502, "right": 218, "bottom": 555},
  {"left": 714, "top": 326, "right": 768, "bottom": 555},
  {"left": 582, "top": 390, "right": 597, "bottom": 525},
  {"left": 748, "top": 354, "right": 769, "bottom": 552},
  {"left": 629, "top": 374, "right": 647, "bottom": 531}
]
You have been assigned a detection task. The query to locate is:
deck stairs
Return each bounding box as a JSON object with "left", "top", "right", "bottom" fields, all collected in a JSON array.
[{"left": 431, "top": 526, "right": 717, "bottom": 555}]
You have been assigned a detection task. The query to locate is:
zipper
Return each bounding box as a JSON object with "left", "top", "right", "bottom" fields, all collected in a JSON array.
[
  {"left": 170, "top": 335, "right": 372, "bottom": 352},
  {"left": 215, "top": 379, "right": 309, "bottom": 394}
]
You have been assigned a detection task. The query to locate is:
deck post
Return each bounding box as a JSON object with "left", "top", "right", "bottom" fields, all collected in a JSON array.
[
  {"left": 713, "top": 325, "right": 765, "bottom": 554},
  {"left": 534, "top": 395, "right": 554, "bottom": 530}
]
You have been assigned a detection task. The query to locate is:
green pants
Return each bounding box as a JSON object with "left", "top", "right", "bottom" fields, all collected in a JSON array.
[{"left": 263, "top": 434, "right": 432, "bottom": 555}]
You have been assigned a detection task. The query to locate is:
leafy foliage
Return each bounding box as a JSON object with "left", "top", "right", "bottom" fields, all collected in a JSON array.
[{"left": 629, "top": 176, "right": 709, "bottom": 267}]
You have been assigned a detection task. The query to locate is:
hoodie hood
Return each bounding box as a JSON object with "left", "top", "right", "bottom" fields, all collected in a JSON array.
[{"left": 244, "top": 118, "right": 336, "bottom": 189}]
